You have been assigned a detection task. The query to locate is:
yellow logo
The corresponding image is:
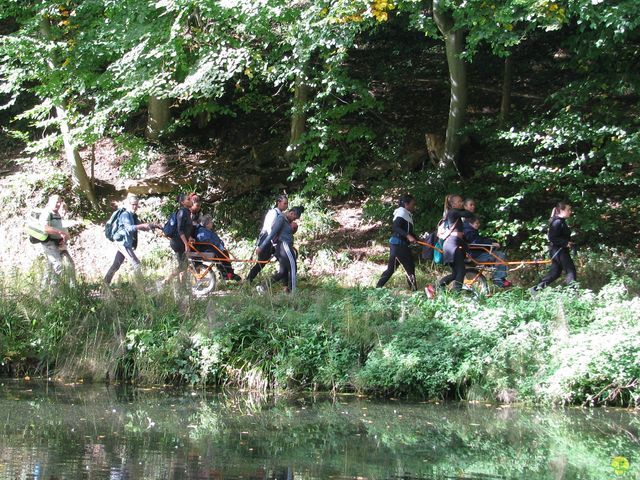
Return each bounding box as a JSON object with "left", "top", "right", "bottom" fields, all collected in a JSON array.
[{"left": 611, "top": 456, "right": 630, "bottom": 476}]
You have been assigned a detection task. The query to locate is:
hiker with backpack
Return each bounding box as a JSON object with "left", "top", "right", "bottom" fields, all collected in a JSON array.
[
  {"left": 162, "top": 193, "right": 194, "bottom": 284},
  {"left": 104, "top": 195, "right": 159, "bottom": 285},
  {"left": 376, "top": 194, "right": 418, "bottom": 291},
  {"left": 246, "top": 194, "right": 289, "bottom": 284},
  {"left": 532, "top": 202, "right": 577, "bottom": 291},
  {"left": 35, "top": 194, "right": 76, "bottom": 288},
  {"left": 425, "top": 194, "right": 474, "bottom": 296}
]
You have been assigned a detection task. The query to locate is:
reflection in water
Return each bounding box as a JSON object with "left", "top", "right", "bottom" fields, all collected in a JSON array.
[{"left": 0, "top": 381, "right": 638, "bottom": 479}]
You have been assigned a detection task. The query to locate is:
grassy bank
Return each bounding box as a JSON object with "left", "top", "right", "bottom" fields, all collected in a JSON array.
[{"left": 2, "top": 267, "right": 639, "bottom": 407}]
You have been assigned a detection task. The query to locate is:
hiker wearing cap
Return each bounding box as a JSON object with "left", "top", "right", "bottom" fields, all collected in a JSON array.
[
  {"left": 376, "top": 194, "right": 418, "bottom": 291},
  {"left": 39, "top": 194, "right": 76, "bottom": 288},
  {"left": 104, "top": 195, "right": 159, "bottom": 285},
  {"left": 247, "top": 194, "right": 289, "bottom": 284}
]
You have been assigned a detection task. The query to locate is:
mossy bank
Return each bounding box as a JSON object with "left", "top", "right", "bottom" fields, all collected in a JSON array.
[{"left": 2, "top": 274, "right": 639, "bottom": 407}]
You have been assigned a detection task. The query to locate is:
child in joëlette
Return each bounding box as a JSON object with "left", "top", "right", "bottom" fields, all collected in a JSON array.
[{"left": 463, "top": 215, "right": 511, "bottom": 288}]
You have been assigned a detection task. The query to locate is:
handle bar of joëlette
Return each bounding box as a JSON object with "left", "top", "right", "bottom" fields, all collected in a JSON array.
[
  {"left": 187, "top": 241, "right": 272, "bottom": 265},
  {"left": 414, "top": 240, "right": 551, "bottom": 270}
]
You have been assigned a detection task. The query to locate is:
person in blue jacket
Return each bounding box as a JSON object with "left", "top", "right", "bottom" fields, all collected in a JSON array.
[
  {"left": 192, "top": 215, "right": 241, "bottom": 281},
  {"left": 463, "top": 215, "right": 511, "bottom": 288},
  {"left": 533, "top": 202, "right": 577, "bottom": 291},
  {"left": 376, "top": 194, "right": 418, "bottom": 291},
  {"left": 104, "top": 195, "right": 158, "bottom": 285}
]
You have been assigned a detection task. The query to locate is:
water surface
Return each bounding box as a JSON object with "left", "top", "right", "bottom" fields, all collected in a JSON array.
[{"left": 0, "top": 381, "right": 638, "bottom": 479}]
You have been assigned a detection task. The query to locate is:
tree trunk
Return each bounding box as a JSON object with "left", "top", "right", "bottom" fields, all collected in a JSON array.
[
  {"left": 146, "top": 95, "right": 171, "bottom": 140},
  {"left": 40, "top": 19, "right": 98, "bottom": 208},
  {"left": 55, "top": 105, "right": 99, "bottom": 208},
  {"left": 433, "top": 0, "right": 467, "bottom": 170},
  {"left": 286, "top": 74, "right": 310, "bottom": 158},
  {"left": 499, "top": 55, "right": 513, "bottom": 127}
]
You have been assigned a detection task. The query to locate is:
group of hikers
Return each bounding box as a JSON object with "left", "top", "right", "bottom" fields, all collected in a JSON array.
[
  {"left": 31, "top": 192, "right": 305, "bottom": 294},
  {"left": 376, "top": 193, "right": 576, "bottom": 296},
  {"left": 30, "top": 191, "right": 577, "bottom": 296}
]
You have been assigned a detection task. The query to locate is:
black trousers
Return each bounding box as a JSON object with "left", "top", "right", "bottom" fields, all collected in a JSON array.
[
  {"left": 247, "top": 244, "right": 274, "bottom": 283},
  {"left": 376, "top": 243, "right": 417, "bottom": 290},
  {"left": 271, "top": 241, "right": 297, "bottom": 292},
  {"left": 438, "top": 245, "right": 466, "bottom": 291},
  {"left": 536, "top": 247, "right": 577, "bottom": 289}
]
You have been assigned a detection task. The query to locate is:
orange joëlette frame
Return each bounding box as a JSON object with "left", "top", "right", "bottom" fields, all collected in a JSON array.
[
  {"left": 188, "top": 241, "right": 271, "bottom": 265},
  {"left": 414, "top": 240, "right": 551, "bottom": 269}
]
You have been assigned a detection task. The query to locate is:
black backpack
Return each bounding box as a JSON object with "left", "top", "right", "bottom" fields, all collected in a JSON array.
[
  {"left": 162, "top": 210, "right": 179, "bottom": 238},
  {"left": 105, "top": 208, "right": 126, "bottom": 241}
]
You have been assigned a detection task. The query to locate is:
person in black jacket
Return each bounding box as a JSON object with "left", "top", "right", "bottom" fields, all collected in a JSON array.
[
  {"left": 376, "top": 194, "right": 418, "bottom": 290},
  {"left": 533, "top": 202, "right": 576, "bottom": 290},
  {"left": 163, "top": 193, "right": 194, "bottom": 284},
  {"left": 434, "top": 194, "right": 474, "bottom": 292}
]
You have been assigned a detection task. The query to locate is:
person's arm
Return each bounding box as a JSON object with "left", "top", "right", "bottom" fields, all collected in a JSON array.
[
  {"left": 176, "top": 209, "right": 190, "bottom": 249},
  {"left": 120, "top": 212, "right": 138, "bottom": 234},
  {"left": 210, "top": 231, "right": 225, "bottom": 250},
  {"left": 391, "top": 217, "right": 415, "bottom": 243},
  {"left": 548, "top": 219, "right": 570, "bottom": 248},
  {"left": 258, "top": 214, "right": 284, "bottom": 252},
  {"left": 40, "top": 211, "right": 69, "bottom": 240},
  {"left": 464, "top": 227, "right": 480, "bottom": 244}
]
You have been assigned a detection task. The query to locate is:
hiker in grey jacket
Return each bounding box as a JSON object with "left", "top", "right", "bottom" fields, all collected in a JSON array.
[
  {"left": 247, "top": 194, "right": 288, "bottom": 283},
  {"left": 257, "top": 206, "right": 304, "bottom": 293},
  {"left": 104, "top": 195, "right": 158, "bottom": 285}
]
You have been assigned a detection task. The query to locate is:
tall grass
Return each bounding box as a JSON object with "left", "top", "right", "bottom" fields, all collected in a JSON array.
[{"left": 1, "top": 266, "right": 639, "bottom": 406}]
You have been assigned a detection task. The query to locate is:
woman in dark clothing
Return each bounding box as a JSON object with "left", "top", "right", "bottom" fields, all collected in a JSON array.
[
  {"left": 436, "top": 194, "right": 474, "bottom": 292},
  {"left": 163, "top": 194, "right": 194, "bottom": 284},
  {"left": 257, "top": 206, "right": 304, "bottom": 293},
  {"left": 534, "top": 202, "right": 577, "bottom": 290},
  {"left": 376, "top": 194, "right": 418, "bottom": 291}
]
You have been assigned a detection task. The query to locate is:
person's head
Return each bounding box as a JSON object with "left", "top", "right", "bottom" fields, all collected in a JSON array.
[
  {"left": 466, "top": 215, "right": 480, "bottom": 230},
  {"left": 200, "top": 214, "right": 214, "bottom": 230},
  {"left": 189, "top": 194, "right": 201, "bottom": 214},
  {"left": 398, "top": 194, "right": 416, "bottom": 212},
  {"left": 275, "top": 194, "right": 289, "bottom": 211},
  {"left": 46, "top": 195, "right": 64, "bottom": 214},
  {"left": 286, "top": 206, "right": 304, "bottom": 222},
  {"left": 126, "top": 195, "right": 140, "bottom": 213},
  {"left": 463, "top": 198, "right": 476, "bottom": 213},
  {"left": 177, "top": 193, "right": 193, "bottom": 209},
  {"left": 551, "top": 202, "right": 572, "bottom": 219},
  {"left": 444, "top": 194, "right": 463, "bottom": 213}
]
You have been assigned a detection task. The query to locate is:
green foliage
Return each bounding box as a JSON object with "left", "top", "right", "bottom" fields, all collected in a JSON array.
[{"left": 2, "top": 267, "right": 639, "bottom": 406}]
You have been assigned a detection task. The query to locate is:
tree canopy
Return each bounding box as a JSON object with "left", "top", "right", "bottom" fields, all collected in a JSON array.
[{"left": 1, "top": 0, "right": 638, "bottom": 248}]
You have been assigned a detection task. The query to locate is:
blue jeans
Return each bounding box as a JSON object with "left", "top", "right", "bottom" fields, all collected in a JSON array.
[{"left": 474, "top": 251, "right": 508, "bottom": 286}]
